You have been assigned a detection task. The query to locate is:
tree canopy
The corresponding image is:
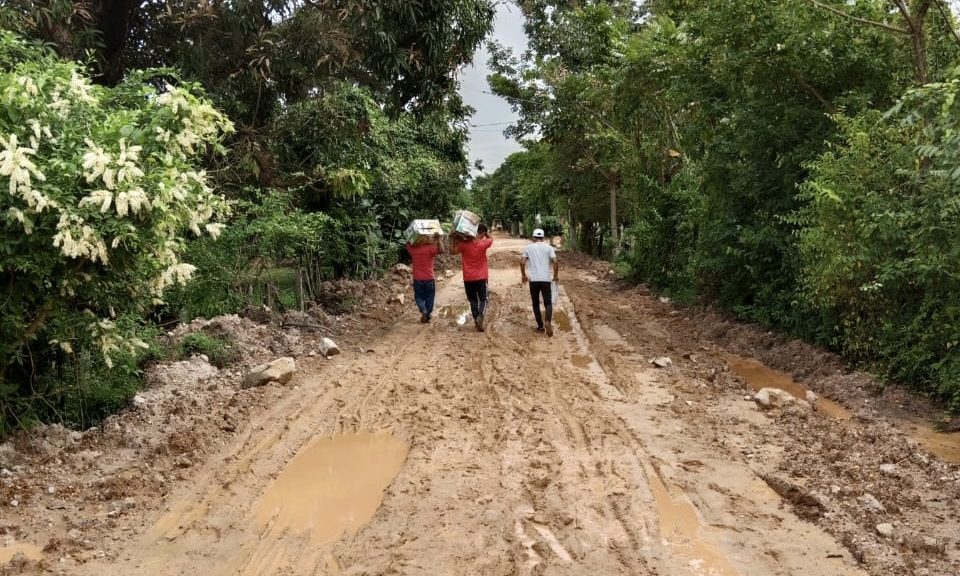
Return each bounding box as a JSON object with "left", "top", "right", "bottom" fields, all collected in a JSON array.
[{"left": 480, "top": 0, "right": 960, "bottom": 408}]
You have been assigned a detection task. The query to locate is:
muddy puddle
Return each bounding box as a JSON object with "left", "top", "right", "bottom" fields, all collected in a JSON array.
[
  {"left": 727, "top": 356, "right": 852, "bottom": 420},
  {"left": 646, "top": 465, "right": 739, "bottom": 576},
  {"left": 255, "top": 432, "right": 408, "bottom": 545},
  {"left": 729, "top": 356, "right": 960, "bottom": 465},
  {"left": 553, "top": 309, "right": 573, "bottom": 332},
  {"left": 437, "top": 305, "right": 471, "bottom": 326},
  {"left": 0, "top": 542, "right": 43, "bottom": 564},
  {"left": 909, "top": 425, "right": 960, "bottom": 465},
  {"left": 571, "top": 354, "right": 593, "bottom": 369}
]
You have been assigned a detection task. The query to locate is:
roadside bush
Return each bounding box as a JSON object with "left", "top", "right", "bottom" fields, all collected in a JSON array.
[
  {"left": 619, "top": 165, "right": 701, "bottom": 302},
  {"left": 538, "top": 215, "right": 565, "bottom": 237},
  {"left": 797, "top": 72, "right": 960, "bottom": 408},
  {"left": 164, "top": 190, "right": 394, "bottom": 319},
  {"left": 0, "top": 32, "right": 232, "bottom": 431}
]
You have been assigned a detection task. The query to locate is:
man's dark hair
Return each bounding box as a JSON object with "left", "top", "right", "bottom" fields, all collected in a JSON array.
[{"left": 478, "top": 223, "right": 488, "bottom": 235}]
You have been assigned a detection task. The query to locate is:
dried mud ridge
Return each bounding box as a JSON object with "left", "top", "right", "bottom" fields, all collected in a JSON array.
[{"left": 1, "top": 237, "right": 959, "bottom": 576}]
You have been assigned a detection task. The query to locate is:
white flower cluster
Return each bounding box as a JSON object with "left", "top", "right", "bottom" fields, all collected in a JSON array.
[
  {"left": 156, "top": 84, "right": 233, "bottom": 157},
  {"left": 0, "top": 133, "right": 46, "bottom": 199},
  {"left": 0, "top": 36, "right": 233, "bottom": 362},
  {"left": 81, "top": 138, "right": 144, "bottom": 192},
  {"left": 52, "top": 213, "right": 110, "bottom": 264}
]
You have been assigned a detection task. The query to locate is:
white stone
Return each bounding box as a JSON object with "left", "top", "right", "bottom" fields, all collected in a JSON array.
[
  {"left": 879, "top": 463, "right": 897, "bottom": 475},
  {"left": 320, "top": 337, "right": 341, "bottom": 357},
  {"left": 650, "top": 357, "right": 673, "bottom": 368},
  {"left": 858, "top": 493, "right": 886, "bottom": 513},
  {"left": 876, "top": 523, "right": 895, "bottom": 538},
  {"left": 132, "top": 394, "right": 147, "bottom": 407},
  {"left": 243, "top": 357, "right": 297, "bottom": 388},
  {"left": 753, "top": 388, "right": 796, "bottom": 409},
  {"left": 805, "top": 390, "right": 818, "bottom": 403}
]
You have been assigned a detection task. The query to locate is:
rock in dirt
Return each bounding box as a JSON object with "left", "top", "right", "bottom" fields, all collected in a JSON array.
[
  {"left": 444, "top": 269, "right": 454, "bottom": 278},
  {"left": 389, "top": 293, "right": 405, "bottom": 305},
  {"left": 754, "top": 387, "right": 796, "bottom": 410},
  {"left": 876, "top": 523, "right": 895, "bottom": 538},
  {"left": 243, "top": 357, "right": 297, "bottom": 388},
  {"left": 147, "top": 356, "right": 218, "bottom": 388},
  {"left": 879, "top": 463, "right": 898, "bottom": 475},
  {"left": 320, "top": 338, "right": 340, "bottom": 357},
  {"left": 858, "top": 493, "right": 886, "bottom": 513},
  {"left": 761, "top": 474, "right": 826, "bottom": 518},
  {"left": 393, "top": 263, "right": 412, "bottom": 274},
  {"left": 650, "top": 356, "right": 673, "bottom": 368},
  {"left": 805, "top": 390, "right": 818, "bottom": 404}
]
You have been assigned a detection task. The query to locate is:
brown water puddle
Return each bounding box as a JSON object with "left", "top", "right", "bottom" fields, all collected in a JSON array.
[
  {"left": 0, "top": 543, "right": 43, "bottom": 564},
  {"left": 646, "top": 465, "right": 740, "bottom": 576},
  {"left": 728, "top": 356, "right": 960, "bottom": 465},
  {"left": 571, "top": 354, "right": 593, "bottom": 369},
  {"left": 437, "top": 305, "right": 471, "bottom": 326},
  {"left": 727, "top": 356, "right": 852, "bottom": 420},
  {"left": 553, "top": 310, "right": 573, "bottom": 333},
  {"left": 255, "top": 432, "right": 408, "bottom": 545},
  {"left": 910, "top": 426, "right": 960, "bottom": 465}
]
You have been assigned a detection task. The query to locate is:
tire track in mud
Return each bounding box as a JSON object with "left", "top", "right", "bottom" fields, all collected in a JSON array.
[
  {"left": 70, "top": 239, "right": 871, "bottom": 576},
  {"left": 76, "top": 305, "right": 447, "bottom": 576},
  {"left": 478, "top": 284, "right": 656, "bottom": 574},
  {"left": 563, "top": 272, "right": 870, "bottom": 576}
]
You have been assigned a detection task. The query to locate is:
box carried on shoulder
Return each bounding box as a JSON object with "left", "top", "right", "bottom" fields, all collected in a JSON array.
[
  {"left": 404, "top": 219, "right": 443, "bottom": 245},
  {"left": 451, "top": 210, "right": 481, "bottom": 239}
]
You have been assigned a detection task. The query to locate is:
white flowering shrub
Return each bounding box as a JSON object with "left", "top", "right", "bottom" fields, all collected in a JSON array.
[{"left": 0, "top": 31, "right": 232, "bottom": 389}]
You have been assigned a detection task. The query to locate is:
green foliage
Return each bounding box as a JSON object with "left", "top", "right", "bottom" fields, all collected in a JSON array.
[
  {"left": 538, "top": 216, "right": 565, "bottom": 237},
  {"left": 796, "top": 69, "right": 960, "bottom": 408},
  {"left": 178, "top": 331, "right": 239, "bottom": 369},
  {"left": 1, "top": 316, "right": 158, "bottom": 435},
  {"left": 0, "top": 32, "right": 231, "bottom": 433},
  {"left": 487, "top": 0, "right": 960, "bottom": 407}
]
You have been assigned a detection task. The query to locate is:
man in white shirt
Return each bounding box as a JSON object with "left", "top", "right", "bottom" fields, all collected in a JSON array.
[{"left": 520, "top": 228, "right": 559, "bottom": 336}]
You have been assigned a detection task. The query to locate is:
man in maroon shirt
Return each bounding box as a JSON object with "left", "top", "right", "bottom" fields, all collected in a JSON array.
[
  {"left": 406, "top": 232, "right": 442, "bottom": 323},
  {"left": 453, "top": 224, "right": 493, "bottom": 332}
]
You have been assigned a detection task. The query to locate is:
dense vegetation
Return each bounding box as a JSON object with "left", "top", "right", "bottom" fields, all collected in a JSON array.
[
  {"left": 477, "top": 0, "right": 960, "bottom": 408},
  {"left": 0, "top": 0, "right": 494, "bottom": 432},
  {"left": 5, "top": 0, "right": 960, "bottom": 432}
]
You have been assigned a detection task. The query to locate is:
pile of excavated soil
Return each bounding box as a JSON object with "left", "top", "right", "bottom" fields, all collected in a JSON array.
[{"left": 0, "top": 270, "right": 424, "bottom": 574}]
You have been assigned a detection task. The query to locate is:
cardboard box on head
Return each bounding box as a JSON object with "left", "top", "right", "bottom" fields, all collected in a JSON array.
[
  {"left": 404, "top": 219, "right": 444, "bottom": 245},
  {"left": 451, "top": 210, "right": 481, "bottom": 239}
]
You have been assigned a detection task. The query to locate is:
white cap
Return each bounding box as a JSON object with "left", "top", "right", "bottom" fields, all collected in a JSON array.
[{"left": 532, "top": 228, "right": 545, "bottom": 238}]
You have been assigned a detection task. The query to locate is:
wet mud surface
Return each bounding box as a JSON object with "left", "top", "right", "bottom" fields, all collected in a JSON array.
[{"left": 1, "top": 236, "right": 959, "bottom": 575}]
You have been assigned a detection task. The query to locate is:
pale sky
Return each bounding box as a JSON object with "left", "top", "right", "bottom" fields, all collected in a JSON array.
[{"left": 458, "top": 2, "right": 529, "bottom": 177}]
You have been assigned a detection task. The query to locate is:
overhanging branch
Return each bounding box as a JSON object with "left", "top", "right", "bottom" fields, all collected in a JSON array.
[{"left": 806, "top": 0, "right": 910, "bottom": 35}]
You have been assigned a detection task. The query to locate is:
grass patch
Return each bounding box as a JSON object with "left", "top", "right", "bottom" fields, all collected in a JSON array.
[{"left": 178, "top": 332, "right": 240, "bottom": 368}]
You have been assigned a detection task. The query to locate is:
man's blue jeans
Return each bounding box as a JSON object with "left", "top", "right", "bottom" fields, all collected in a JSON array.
[{"left": 413, "top": 279, "right": 436, "bottom": 319}]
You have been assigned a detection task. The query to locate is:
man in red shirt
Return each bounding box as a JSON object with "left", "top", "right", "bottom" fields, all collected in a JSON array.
[
  {"left": 406, "top": 233, "right": 443, "bottom": 323},
  {"left": 453, "top": 223, "right": 493, "bottom": 332}
]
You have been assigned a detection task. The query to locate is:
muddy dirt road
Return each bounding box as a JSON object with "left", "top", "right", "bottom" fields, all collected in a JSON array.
[{"left": 5, "top": 236, "right": 960, "bottom": 575}]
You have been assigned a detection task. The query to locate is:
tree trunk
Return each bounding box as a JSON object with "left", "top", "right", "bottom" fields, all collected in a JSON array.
[
  {"left": 93, "top": 0, "right": 138, "bottom": 85},
  {"left": 568, "top": 209, "right": 577, "bottom": 251},
  {"left": 609, "top": 177, "right": 619, "bottom": 259}
]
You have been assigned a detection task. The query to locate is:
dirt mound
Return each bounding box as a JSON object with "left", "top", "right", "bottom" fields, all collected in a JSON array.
[{"left": 0, "top": 270, "right": 414, "bottom": 573}]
